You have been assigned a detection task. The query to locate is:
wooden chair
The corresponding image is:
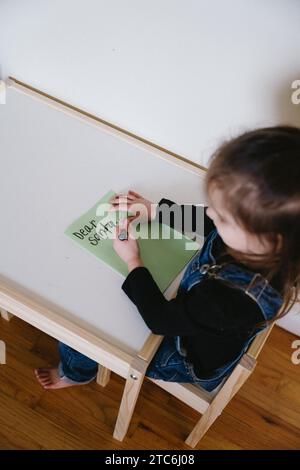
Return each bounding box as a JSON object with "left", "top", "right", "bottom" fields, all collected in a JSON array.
[
  {"left": 112, "top": 324, "right": 275, "bottom": 447},
  {"left": 148, "top": 325, "right": 274, "bottom": 448}
]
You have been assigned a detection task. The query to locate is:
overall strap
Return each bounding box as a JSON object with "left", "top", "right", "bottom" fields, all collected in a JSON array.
[{"left": 200, "top": 231, "right": 284, "bottom": 322}]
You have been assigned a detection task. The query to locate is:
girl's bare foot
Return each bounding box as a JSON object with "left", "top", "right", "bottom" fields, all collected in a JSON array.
[{"left": 34, "top": 367, "right": 91, "bottom": 390}]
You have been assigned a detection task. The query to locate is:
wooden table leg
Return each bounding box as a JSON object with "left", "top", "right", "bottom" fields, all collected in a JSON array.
[
  {"left": 0, "top": 340, "right": 6, "bottom": 364},
  {"left": 97, "top": 365, "right": 111, "bottom": 387},
  {"left": 0, "top": 309, "right": 13, "bottom": 321},
  {"left": 113, "top": 356, "right": 147, "bottom": 441}
]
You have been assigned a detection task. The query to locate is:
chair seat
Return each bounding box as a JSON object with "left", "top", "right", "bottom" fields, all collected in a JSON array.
[{"left": 147, "top": 377, "right": 225, "bottom": 414}]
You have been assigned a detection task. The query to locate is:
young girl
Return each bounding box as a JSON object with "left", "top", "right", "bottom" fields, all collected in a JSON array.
[{"left": 35, "top": 125, "right": 300, "bottom": 392}]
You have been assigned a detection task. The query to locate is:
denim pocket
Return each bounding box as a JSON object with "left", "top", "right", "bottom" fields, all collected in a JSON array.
[{"left": 160, "top": 349, "right": 183, "bottom": 368}]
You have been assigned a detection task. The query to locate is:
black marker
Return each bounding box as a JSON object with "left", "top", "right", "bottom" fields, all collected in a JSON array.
[{"left": 118, "top": 229, "right": 128, "bottom": 241}]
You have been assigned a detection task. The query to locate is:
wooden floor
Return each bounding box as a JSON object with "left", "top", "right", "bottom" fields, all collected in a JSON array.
[{"left": 0, "top": 316, "right": 300, "bottom": 450}]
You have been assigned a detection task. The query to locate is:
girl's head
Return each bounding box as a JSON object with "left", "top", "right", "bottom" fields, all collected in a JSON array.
[
  {"left": 205, "top": 125, "right": 300, "bottom": 320},
  {"left": 205, "top": 184, "right": 281, "bottom": 256}
]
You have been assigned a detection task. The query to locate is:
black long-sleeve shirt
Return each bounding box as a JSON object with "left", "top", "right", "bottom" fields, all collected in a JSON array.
[{"left": 121, "top": 198, "right": 264, "bottom": 378}]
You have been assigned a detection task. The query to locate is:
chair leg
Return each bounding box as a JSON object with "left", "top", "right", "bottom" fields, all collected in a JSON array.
[
  {"left": 113, "top": 357, "right": 147, "bottom": 441},
  {"left": 96, "top": 365, "right": 111, "bottom": 387},
  {"left": 185, "top": 357, "right": 255, "bottom": 448},
  {"left": 0, "top": 309, "right": 13, "bottom": 321},
  {"left": 0, "top": 340, "right": 6, "bottom": 364}
]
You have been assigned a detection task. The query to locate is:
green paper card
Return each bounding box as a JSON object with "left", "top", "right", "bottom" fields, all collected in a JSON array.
[{"left": 65, "top": 190, "right": 200, "bottom": 292}]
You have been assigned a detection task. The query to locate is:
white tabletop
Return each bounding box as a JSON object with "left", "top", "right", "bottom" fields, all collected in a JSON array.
[{"left": 0, "top": 85, "right": 207, "bottom": 355}]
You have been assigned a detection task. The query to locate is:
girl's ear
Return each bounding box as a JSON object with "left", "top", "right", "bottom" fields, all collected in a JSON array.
[{"left": 275, "top": 234, "right": 283, "bottom": 253}]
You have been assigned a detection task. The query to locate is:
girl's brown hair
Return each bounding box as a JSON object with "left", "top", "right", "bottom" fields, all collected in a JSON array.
[{"left": 205, "top": 125, "right": 300, "bottom": 325}]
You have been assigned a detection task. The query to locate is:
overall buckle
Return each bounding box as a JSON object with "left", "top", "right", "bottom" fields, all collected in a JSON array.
[{"left": 199, "top": 263, "right": 224, "bottom": 276}]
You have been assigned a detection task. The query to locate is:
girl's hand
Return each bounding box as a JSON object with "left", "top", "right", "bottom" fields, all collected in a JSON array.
[
  {"left": 113, "top": 218, "right": 143, "bottom": 269},
  {"left": 108, "top": 189, "right": 157, "bottom": 224}
]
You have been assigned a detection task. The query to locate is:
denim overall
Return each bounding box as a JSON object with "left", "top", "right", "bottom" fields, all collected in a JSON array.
[
  {"left": 145, "top": 228, "right": 284, "bottom": 391},
  {"left": 58, "top": 228, "right": 283, "bottom": 391}
]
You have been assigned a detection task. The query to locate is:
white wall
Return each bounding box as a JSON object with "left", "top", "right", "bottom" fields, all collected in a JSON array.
[
  {"left": 1, "top": 0, "right": 299, "bottom": 167},
  {"left": 1, "top": 0, "right": 300, "bottom": 334}
]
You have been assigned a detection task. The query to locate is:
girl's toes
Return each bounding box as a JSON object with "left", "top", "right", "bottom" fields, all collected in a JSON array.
[
  {"left": 39, "top": 375, "right": 51, "bottom": 383},
  {"left": 43, "top": 383, "right": 55, "bottom": 390},
  {"left": 34, "top": 368, "right": 53, "bottom": 387},
  {"left": 38, "top": 372, "right": 50, "bottom": 379},
  {"left": 36, "top": 371, "right": 49, "bottom": 380},
  {"left": 37, "top": 375, "right": 50, "bottom": 384}
]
